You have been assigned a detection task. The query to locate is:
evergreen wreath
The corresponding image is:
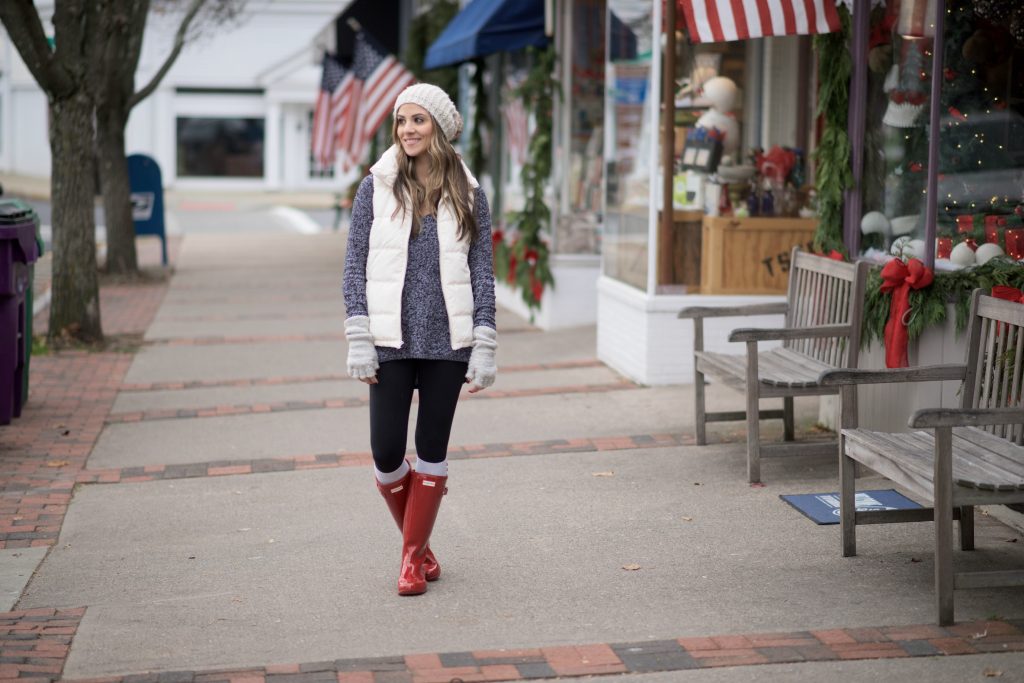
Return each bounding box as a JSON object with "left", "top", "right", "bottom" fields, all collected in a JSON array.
[
  {"left": 493, "top": 44, "right": 557, "bottom": 311},
  {"left": 812, "top": 5, "right": 853, "bottom": 255},
  {"left": 861, "top": 258, "right": 1024, "bottom": 349}
]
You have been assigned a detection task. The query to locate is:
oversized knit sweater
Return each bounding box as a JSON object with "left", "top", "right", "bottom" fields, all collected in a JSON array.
[{"left": 343, "top": 175, "right": 497, "bottom": 363}]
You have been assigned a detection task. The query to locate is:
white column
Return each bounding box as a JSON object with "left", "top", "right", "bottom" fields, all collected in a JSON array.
[{"left": 265, "top": 100, "right": 282, "bottom": 190}]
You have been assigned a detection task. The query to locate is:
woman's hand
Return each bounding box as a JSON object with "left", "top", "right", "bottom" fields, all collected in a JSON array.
[
  {"left": 465, "top": 326, "right": 497, "bottom": 393},
  {"left": 345, "top": 316, "right": 379, "bottom": 383}
]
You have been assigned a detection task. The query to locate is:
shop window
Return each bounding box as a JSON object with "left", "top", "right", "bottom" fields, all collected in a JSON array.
[
  {"left": 859, "top": 0, "right": 1024, "bottom": 267},
  {"left": 176, "top": 117, "right": 265, "bottom": 178},
  {"left": 603, "top": 0, "right": 655, "bottom": 290},
  {"left": 558, "top": 0, "right": 605, "bottom": 255}
]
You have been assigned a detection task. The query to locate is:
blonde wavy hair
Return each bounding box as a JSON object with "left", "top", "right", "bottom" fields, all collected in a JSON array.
[{"left": 390, "top": 113, "right": 478, "bottom": 243}]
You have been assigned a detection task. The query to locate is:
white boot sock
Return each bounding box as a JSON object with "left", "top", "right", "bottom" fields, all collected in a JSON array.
[
  {"left": 414, "top": 459, "right": 448, "bottom": 477},
  {"left": 375, "top": 460, "right": 410, "bottom": 485}
]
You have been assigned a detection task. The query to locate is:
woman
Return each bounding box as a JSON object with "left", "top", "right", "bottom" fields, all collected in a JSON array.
[{"left": 342, "top": 83, "right": 497, "bottom": 596}]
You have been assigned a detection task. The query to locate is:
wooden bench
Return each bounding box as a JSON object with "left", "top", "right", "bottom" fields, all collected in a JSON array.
[
  {"left": 820, "top": 289, "right": 1024, "bottom": 625},
  {"left": 679, "top": 248, "right": 869, "bottom": 483}
]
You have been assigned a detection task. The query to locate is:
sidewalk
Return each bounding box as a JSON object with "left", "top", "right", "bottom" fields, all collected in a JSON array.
[{"left": 2, "top": 224, "right": 1023, "bottom": 681}]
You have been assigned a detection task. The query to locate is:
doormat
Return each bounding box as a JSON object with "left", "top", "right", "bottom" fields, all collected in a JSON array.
[{"left": 780, "top": 490, "right": 923, "bottom": 525}]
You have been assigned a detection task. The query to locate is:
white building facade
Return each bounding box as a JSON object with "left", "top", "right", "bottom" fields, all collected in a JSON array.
[{"left": 0, "top": 0, "right": 351, "bottom": 192}]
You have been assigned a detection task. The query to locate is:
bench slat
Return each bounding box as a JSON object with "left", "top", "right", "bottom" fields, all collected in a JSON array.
[
  {"left": 844, "top": 427, "right": 1024, "bottom": 491},
  {"left": 695, "top": 349, "right": 831, "bottom": 388}
]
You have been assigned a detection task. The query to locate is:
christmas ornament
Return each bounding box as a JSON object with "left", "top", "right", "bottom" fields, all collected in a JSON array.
[
  {"left": 937, "top": 237, "right": 953, "bottom": 259},
  {"left": 891, "top": 235, "right": 914, "bottom": 259},
  {"left": 890, "top": 215, "right": 919, "bottom": 236},
  {"left": 975, "top": 242, "right": 1005, "bottom": 265},
  {"left": 860, "top": 211, "right": 891, "bottom": 237},
  {"left": 950, "top": 241, "right": 977, "bottom": 266}
]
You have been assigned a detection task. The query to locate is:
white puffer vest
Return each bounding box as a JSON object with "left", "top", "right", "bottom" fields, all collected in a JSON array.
[{"left": 365, "top": 144, "right": 478, "bottom": 350}]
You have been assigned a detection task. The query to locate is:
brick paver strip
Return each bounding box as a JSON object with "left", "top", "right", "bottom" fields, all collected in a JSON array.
[
  {"left": 105, "top": 381, "right": 638, "bottom": 424},
  {"left": 119, "top": 360, "right": 606, "bottom": 392},
  {"left": 76, "top": 432, "right": 698, "bottom": 484},
  {"left": 15, "top": 618, "right": 1013, "bottom": 683},
  {"left": 0, "top": 608, "right": 84, "bottom": 681},
  {"left": 146, "top": 326, "right": 540, "bottom": 347}
]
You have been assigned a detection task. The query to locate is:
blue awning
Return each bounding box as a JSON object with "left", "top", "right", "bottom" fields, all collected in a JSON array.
[{"left": 423, "top": 0, "right": 547, "bottom": 70}]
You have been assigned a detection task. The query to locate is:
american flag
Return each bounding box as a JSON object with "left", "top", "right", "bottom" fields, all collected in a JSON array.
[
  {"left": 502, "top": 76, "right": 529, "bottom": 167},
  {"left": 342, "top": 31, "right": 417, "bottom": 172},
  {"left": 311, "top": 54, "right": 347, "bottom": 168},
  {"left": 681, "top": 0, "right": 840, "bottom": 43}
]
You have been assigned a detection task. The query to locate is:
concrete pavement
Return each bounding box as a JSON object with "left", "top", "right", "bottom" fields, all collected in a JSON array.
[{"left": 5, "top": 218, "right": 1024, "bottom": 681}]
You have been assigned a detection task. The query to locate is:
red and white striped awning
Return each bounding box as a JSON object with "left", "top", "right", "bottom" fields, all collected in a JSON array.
[{"left": 681, "top": 0, "right": 841, "bottom": 43}]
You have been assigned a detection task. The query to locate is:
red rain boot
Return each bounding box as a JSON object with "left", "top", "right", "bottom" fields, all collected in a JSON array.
[
  {"left": 397, "top": 471, "right": 447, "bottom": 596},
  {"left": 376, "top": 467, "right": 440, "bottom": 581}
]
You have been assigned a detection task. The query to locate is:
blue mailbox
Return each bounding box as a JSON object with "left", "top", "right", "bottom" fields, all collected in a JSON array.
[{"left": 127, "top": 154, "right": 167, "bottom": 265}]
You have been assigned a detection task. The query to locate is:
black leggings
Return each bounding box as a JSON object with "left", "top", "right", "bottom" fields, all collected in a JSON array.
[{"left": 369, "top": 359, "right": 467, "bottom": 473}]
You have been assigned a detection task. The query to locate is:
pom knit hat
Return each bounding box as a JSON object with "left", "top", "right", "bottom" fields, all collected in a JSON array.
[{"left": 393, "top": 83, "right": 463, "bottom": 142}]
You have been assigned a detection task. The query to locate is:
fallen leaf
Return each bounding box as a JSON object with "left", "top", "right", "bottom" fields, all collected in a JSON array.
[
  {"left": 45, "top": 460, "right": 70, "bottom": 467},
  {"left": 982, "top": 667, "right": 1002, "bottom": 677},
  {"left": 187, "top": 555, "right": 196, "bottom": 560},
  {"left": 693, "top": 482, "right": 702, "bottom": 486},
  {"left": 1005, "top": 538, "right": 1018, "bottom": 543},
  {"left": 622, "top": 564, "right": 641, "bottom": 571},
  {"left": 682, "top": 516, "right": 694, "bottom": 522},
  {"left": 592, "top": 471, "right": 615, "bottom": 477},
  {"left": 910, "top": 557, "right": 923, "bottom": 563}
]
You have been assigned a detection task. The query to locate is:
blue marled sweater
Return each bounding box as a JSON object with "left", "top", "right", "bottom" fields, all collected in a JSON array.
[{"left": 342, "top": 175, "right": 496, "bottom": 363}]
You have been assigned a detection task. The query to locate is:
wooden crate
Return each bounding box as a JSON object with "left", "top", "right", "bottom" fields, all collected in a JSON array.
[{"left": 700, "top": 216, "right": 818, "bottom": 294}]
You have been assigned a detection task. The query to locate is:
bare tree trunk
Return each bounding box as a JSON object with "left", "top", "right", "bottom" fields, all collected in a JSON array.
[
  {"left": 97, "top": 101, "right": 138, "bottom": 275},
  {"left": 48, "top": 91, "right": 103, "bottom": 343}
]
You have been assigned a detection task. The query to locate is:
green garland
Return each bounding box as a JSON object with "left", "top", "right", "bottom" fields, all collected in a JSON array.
[
  {"left": 812, "top": 6, "right": 852, "bottom": 254},
  {"left": 862, "top": 258, "right": 1024, "bottom": 349},
  {"left": 493, "top": 44, "right": 557, "bottom": 311}
]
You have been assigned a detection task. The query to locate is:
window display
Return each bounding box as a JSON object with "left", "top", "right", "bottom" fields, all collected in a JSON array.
[{"left": 859, "top": 0, "right": 1024, "bottom": 268}]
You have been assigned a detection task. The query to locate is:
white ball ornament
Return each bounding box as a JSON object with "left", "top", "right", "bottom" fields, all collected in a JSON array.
[
  {"left": 906, "top": 239, "right": 926, "bottom": 260},
  {"left": 950, "top": 242, "right": 977, "bottom": 266},
  {"left": 974, "top": 242, "right": 1005, "bottom": 265},
  {"left": 860, "top": 211, "right": 891, "bottom": 236}
]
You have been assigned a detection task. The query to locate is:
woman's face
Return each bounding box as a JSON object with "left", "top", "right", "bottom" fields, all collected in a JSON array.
[{"left": 396, "top": 103, "right": 434, "bottom": 158}]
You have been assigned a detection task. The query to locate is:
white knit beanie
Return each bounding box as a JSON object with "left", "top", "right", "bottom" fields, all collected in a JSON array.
[{"left": 393, "top": 83, "right": 463, "bottom": 142}]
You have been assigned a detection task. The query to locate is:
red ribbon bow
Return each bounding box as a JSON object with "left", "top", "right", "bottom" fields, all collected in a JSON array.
[
  {"left": 880, "top": 258, "right": 934, "bottom": 368},
  {"left": 992, "top": 285, "right": 1024, "bottom": 304}
]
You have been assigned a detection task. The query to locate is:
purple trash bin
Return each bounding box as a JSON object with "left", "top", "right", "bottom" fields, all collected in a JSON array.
[{"left": 0, "top": 217, "right": 39, "bottom": 425}]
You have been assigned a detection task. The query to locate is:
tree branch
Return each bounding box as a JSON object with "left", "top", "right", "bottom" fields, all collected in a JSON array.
[
  {"left": 0, "top": 0, "right": 68, "bottom": 95},
  {"left": 128, "top": 0, "right": 207, "bottom": 110}
]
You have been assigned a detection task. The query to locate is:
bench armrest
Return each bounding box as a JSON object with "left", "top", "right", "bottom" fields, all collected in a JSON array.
[
  {"left": 910, "top": 406, "right": 1024, "bottom": 429},
  {"left": 678, "top": 302, "right": 788, "bottom": 320},
  {"left": 819, "top": 364, "right": 966, "bottom": 386},
  {"left": 728, "top": 324, "right": 851, "bottom": 343}
]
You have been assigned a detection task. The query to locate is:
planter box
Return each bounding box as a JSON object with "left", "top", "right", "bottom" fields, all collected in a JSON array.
[
  {"left": 700, "top": 216, "right": 818, "bottom": 294},
  {"left": 819, "top": 303, "right": 966, "bottom": 433}
]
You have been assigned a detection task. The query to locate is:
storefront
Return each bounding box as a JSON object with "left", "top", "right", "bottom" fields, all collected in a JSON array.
[{"left": 598, "top": 0, "right": 826, "bottom": 384}]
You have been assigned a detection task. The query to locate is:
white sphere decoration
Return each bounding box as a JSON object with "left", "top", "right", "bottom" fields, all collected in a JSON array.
[
  {"left": 891, "top": 235, "right": 913, "bottom": 259},
  {"left": 950, "top": 242, "right": 977, "bottom": 266},
  {"left": 906, "top": 239, "right": 926, "bottom": 260},
  {"left": 860, "top": 211, "right": 891, "bottom": 236},
  {"left": 890, "top": 215, "right": 918, "bottom": 236},
  {"left": 974, "top": 242, "right": 1005, "bottom": 265}
]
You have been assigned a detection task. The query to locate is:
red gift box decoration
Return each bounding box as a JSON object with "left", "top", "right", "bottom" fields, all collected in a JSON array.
[
  {"left": 1006, "top": 228, "right": 1024, "bottom": 260},
  {"left": 937, "top": 237, "right": 953, "bottom": 259}
]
